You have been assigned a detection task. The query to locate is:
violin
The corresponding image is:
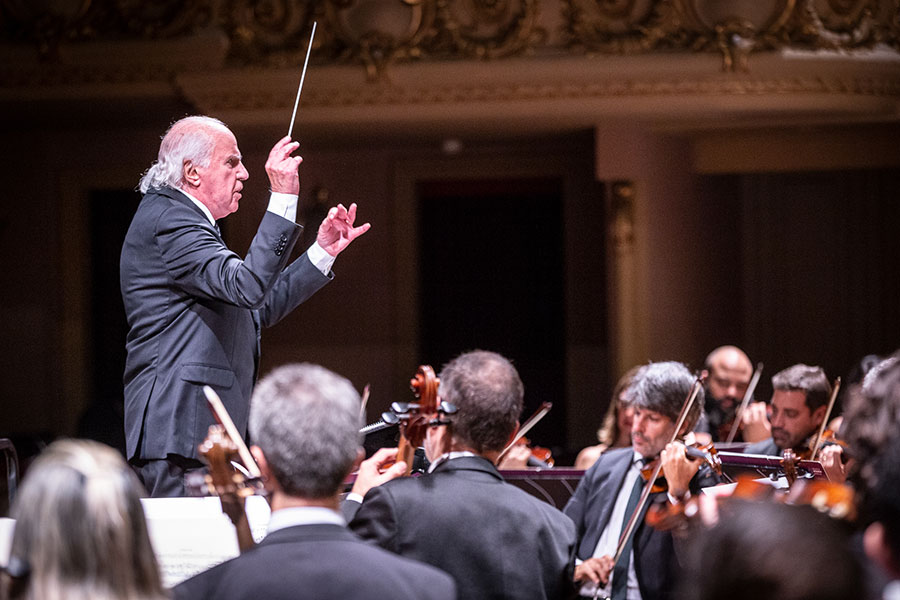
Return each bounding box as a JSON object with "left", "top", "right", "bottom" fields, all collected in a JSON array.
[
  {"left": 198, "top": 425, "right": 257, "bottom": 552},
  {"left": 645, "top": 473, "right": 857, "bottom": 535},
  {"left": 497, "top": 402, "right": 553, "bottom": 468},
  {"left": 506, "top": 436, "right": 554, "bottom": 468},
  {"left": 382, "top": 365, "right": 457, "bottom": 475},
  {"left": 639, "top": 441, "right": 722, "bottom": 494},
  {"left": 195, "top": 386, "right": 264, "bottom": 553}
]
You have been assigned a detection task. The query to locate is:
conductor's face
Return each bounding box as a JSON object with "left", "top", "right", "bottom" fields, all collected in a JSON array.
[{"left": 197, "top": 129, "right": 250, "bottom": 220}]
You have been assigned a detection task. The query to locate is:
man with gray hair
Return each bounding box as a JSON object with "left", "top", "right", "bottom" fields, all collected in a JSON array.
[
  {"left": 121, "top": 116, "right": 369, "bottom": 497},
  {"left": 564, "top": 361, "right": 721, "bottom": 600},
  {"left": 743, "top": 363, "right": 831, "bottom": 457},
  {"left": 173, "top": 363, "right": 456, "bottom": 600}
]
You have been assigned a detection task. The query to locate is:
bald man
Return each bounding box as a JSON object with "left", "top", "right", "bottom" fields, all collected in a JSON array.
[
  {"left": 696, "top": 346, "right": 769, "bottom": 443},
  {"left": 121, "top": 116, "right": 369, "bottom": 497}
]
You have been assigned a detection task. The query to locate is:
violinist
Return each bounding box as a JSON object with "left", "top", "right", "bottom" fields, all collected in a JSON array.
[
  {"left": 174, "top": 363, "right": 456, "bottom": 600},
  {"left": 743, "top": 364, "right": 830, "bottom": 458},
  {"left": 563, "top": 361, "right": 723, "bottom": 600},
  {"left": 347, "top": 350, "right": 578, "bottom": 600},
  {"left": 694, "top": 346, "right": 769, "bottom": 444}
]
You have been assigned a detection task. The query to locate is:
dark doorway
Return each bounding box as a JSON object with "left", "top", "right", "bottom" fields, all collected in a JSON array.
[
  {"left": 418, "top": 178, "right": 566, "bottom": 450},
  {"left": 81, "top": 189, "right": 141, "bottom": 455}
]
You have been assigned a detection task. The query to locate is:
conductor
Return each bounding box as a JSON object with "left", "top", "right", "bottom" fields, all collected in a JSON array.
[{"left": 120, "top": 115, "right": 369, "bottom": 497}]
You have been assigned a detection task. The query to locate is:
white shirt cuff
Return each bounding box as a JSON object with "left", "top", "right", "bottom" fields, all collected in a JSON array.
[
  {"left": 345, "top": 492, "right": 364, "bottom": 504},
  {"left": 306, "top": 242, "right": 335, "bottom": 275},
  {"left": 267, "top": 192, "right": 298, "bottom": 222}
]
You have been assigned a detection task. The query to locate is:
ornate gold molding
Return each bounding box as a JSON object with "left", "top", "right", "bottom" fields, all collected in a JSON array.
[
  {"left": 184, "top": 73, "right": 900, "bottom": 113},
  {"left": 1, "top": 0, "right": 898, "bottom": 81}
]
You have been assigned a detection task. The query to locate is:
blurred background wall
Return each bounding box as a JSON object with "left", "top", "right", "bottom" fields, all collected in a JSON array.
[{"left": 1, "top": 0, "right": 898, "bottom": 465}]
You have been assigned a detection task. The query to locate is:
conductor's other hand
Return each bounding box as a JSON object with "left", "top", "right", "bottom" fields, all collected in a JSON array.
[
  {"left": 266, "top": 136, "right": 302, "bottom": 195},
  {"left": 317, "top": 203, "right": 371, "bottom": 257}
]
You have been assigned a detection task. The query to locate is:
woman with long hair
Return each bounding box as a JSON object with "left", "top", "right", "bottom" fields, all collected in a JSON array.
[{"left": 3, "top": 439, "right": 167, "bottom": 600}]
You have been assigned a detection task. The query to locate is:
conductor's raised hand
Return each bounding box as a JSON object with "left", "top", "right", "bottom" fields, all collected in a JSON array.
[
  {"left": 317, "top": 203, "right": 371, "bottom": 257},
  {"left": 265, "top": 136, "right": 302, "bottom": 195}
]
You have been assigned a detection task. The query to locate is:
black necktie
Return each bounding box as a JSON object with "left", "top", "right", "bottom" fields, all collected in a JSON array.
[{"left": 611, "top": 462, "right": 646, "bottom": 600}]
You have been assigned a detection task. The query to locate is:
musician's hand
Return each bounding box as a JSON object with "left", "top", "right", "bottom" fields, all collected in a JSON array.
[
  {"left": 741, "top": 401, "right": 771, "bottom": 443},
  {"left": 316, "top": 203, "right": 370, "bottom": 257},
  {"left": 265, "top": 136, "right": 302, "bottom": 195},
  {"left": 818, "top": 445, "right": 846, "bottom": 484},
  {"left": 349, "top": 447, "right": 406, "bottom": 499},
  {"left": 497, "top": 444, "right": 531, "bottom": 469},
  {"left": 574, "top": 556, "right": 615, "bottom": 585},
  {"left": 661, "top": 442, "right": 699, "bottom": 500}
]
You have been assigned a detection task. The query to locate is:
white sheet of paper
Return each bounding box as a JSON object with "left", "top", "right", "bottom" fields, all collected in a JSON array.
[
  {"left": 141, "top": 496, "right": 271, "bottom": 588},
  {"left": 0, "top": 518, "right": 14, "bottom": 567}
]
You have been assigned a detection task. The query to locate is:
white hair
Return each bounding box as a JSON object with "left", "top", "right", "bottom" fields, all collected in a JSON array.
[{"left": 138, "top": 115, "right": 230, "bottom": 193}]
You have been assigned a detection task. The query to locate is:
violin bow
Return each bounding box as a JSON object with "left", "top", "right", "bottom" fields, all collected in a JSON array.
[
  {"left": 725, "top": 362, "right": 764, "bottom": 444},
  {"left": 496, "top": 402, "right": 552, "bottom": 463},
  {"left": 809, "top": 377, "right": 841, "bottom": 460},
  {"left": 203, "top": 386, "right": 262, "bottom": 479}
]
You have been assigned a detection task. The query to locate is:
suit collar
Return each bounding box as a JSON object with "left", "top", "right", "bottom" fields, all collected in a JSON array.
[
  {"left": 260, "top": 522, "right": 357, "bottom": 546},
  {"left": 430, "top": 454, "right": 503, "bottom": 480},
  {"left": 151, "top": 186, "right": 212, "bottom": 224}
]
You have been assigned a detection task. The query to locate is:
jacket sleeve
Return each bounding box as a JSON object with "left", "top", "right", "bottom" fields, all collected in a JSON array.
[
  {"left": 347, "top": 485, "right": 401, "bottom": 553},
  {"left": 257, "top": 250, "right": 332, "bottom": 328},
  {"left": 157, "top": 208, "right": 300, "bottom": 309}
]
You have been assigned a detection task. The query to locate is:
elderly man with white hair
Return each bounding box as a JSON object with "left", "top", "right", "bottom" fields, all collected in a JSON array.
[{"left": 120, "top": 116, "right": 369, "bottom": 497}]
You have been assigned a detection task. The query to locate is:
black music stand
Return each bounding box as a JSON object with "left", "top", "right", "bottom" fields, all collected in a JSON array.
[{"left": 499, "top": 468, "right": 585, "bottom": 509}]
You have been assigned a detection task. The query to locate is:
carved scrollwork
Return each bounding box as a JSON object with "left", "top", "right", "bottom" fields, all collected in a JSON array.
[
  {"left": 225, "top": 0, "right": 316, "bottom": 66},
  {"left": 434, "top": 0, "right": 546, "bottom": 59},
  {"left": 111, "top": 0, "right": 213, "bottom": 37},
  {"left": 562, "top": 0, "right": 685, "bottom": 54},
  {"left": 323, "top": 0, "right": 438, "bottom": 80},
  {"left": 1, "top": 0, "right": 900, "bottom": 80},
  {"left": 675, "top": 0, "right": 797, "bottom": 71}
]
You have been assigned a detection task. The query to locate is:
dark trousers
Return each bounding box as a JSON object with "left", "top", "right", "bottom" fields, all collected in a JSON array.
[{"left": 131, "top": 455, "right": 204, "bottom": 498}]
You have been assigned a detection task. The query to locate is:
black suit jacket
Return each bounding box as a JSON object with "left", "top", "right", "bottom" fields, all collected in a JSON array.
[
  {"left": 563, "top": 447, "right": 719, "bottom": 600},
  {"left": 348, "top": 456, "right": 578, "bottom": 600},
  {"left": 120, "top": 187, "right": 331, "bottom": 461},
  {"left": 172, "top": 523, "right": 456, "bottom": 600}
]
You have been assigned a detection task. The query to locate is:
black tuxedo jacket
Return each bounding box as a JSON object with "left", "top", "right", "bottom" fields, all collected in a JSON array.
[
  {"left": 348, "top": 455, "right": 578, "bottom": 600},
  {"left": 172, "top": 523, "right": 456, "bottom": 600},
  {"left": 563, "top": 447, "right": 719, "bottom": 600},
  {"left": 120, "top": 186, "right": 330, "bottom": 461}
]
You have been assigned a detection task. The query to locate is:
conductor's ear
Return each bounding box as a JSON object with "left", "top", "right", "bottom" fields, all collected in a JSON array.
[{"left": 183, "top": 160, "right": 200, "bottom": 188}]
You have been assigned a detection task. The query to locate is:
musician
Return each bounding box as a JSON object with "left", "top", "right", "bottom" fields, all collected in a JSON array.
[
  {"left": 574, "top": 365, "right": 639, "bottom": 470},
  {"left": 564, "top": 361, "right": 721, "bottom": 600},
  {"left": 173, "top": 363, "right": 456, "bottom": 600},
  {"left": 694, "top": 346, "right": 769, "bottom": 443},
  {"left": 743, "top": 364, "right": 830, "bottom": 457},
  {"left": 347, "top": 350, "right": 578, "bottom": 600},
  {"left": 3, "top": 440, "right": 167, "bottom": 600},
  {"left": 121, "top": 115, "right": 369, "bottom": 497}
]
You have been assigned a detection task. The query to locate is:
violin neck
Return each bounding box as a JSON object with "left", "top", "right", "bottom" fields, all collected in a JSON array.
[{"left": 396, "top": 437, "right": 415, "bottom": 477}]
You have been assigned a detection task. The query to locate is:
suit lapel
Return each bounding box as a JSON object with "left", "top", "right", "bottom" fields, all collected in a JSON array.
[{"left": 581, "top": 448, "right": 633, "bottom": 557}]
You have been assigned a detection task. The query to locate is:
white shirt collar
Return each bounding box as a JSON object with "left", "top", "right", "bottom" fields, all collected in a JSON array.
[
  {"left": 427, "top": 450, "right": 478, "bottom": 473},
  {"left": 266, "top": 506, "right": 345, "bottom": 534},
  {"left": 178, "top": 187, "right": 216, "bottom": 226}
]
